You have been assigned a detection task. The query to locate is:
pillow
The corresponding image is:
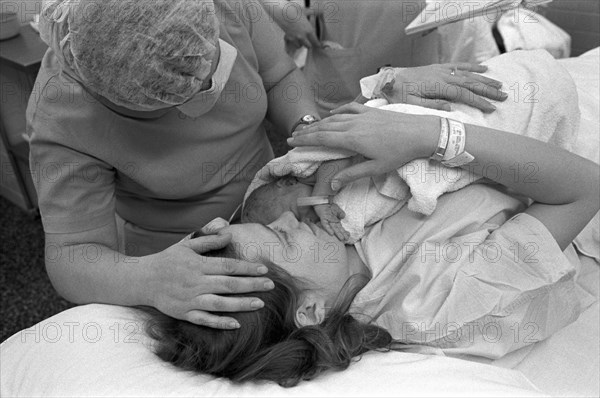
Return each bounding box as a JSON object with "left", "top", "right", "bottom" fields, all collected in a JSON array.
[{"left": 1, "top": 304, "right": 547, "bottom": 397}]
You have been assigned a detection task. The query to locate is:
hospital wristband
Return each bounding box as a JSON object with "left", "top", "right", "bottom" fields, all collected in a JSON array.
[
  {"left": 430, "top": 117, "right": 450, "bottom": 162},
  {"left": 297, "top": 196, "right": 334, "bottom": 207},
  {"left": 441, "top": 119, "right": 474, "bottom": 167}
]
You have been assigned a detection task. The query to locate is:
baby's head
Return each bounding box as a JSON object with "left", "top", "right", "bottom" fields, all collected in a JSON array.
[{"left": 242, "top": 176, "right": 315, "bottom": 224}]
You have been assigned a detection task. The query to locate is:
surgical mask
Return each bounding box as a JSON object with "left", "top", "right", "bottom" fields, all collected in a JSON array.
[{"left": 177, "top": 39, "right": 238, "bottom": 118}]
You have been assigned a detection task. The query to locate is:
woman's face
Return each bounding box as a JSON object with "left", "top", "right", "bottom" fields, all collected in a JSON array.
[{"left": 221, "top": 211, "right": 351, "bottom": 295}]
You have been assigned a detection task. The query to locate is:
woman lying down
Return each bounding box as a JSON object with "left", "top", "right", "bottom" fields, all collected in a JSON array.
[{"left": 140, "top": 50, "right": 599, "bottom": 387}]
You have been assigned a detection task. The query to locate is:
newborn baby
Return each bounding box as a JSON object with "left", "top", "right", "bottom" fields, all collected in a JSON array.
[{"left": 242, "top": 158, "right": 354, "bottom": 241}]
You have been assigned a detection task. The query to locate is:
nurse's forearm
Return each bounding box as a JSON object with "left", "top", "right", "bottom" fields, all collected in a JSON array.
[
  {"left": 44, "top": 228, "right": 274, "bottom": 328},
  {"left": 44, "top": 238, "right": 153, "bottom": 307},
  {"left": 266, "top": 68, "right": 321, "bottom": 136}
]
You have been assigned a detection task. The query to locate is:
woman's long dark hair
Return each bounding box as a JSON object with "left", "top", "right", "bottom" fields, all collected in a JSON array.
[{"left": 140, "top": 246, "right": 392, "bottom": 387}]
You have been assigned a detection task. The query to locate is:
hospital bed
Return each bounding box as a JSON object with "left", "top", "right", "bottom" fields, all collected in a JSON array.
[{"left": 1, "top": 48, "right": 598, "bottom": 397}]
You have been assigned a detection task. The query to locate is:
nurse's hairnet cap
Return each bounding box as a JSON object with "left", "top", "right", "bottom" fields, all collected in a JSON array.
[{"left": 39, "top": 0, "right": 219, "bottom": 110}]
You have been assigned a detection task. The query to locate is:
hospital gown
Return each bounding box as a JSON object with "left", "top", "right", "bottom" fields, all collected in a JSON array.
[{"left": 352, "top": 184, "right": 587, "bottom": 358}]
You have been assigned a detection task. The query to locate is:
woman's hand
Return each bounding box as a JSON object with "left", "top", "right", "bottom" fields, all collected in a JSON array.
[
  {"left": 288, "top": 103, "right": 438, "bottom": 189},
  {"left": 373, "top": 64, "right": 508, "bottom": 113},
  {"left": 146, "top": 233, "right": 274, "bottom": 329}
]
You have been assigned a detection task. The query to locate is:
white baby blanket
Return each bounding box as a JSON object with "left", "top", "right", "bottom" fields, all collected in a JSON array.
[{"left": 245, "top": 50, "right": 579, "bottom": 242}]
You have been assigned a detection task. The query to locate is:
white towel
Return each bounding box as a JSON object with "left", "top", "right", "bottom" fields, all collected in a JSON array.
[{"left": 245, "top": 50, "right": 580, "bottom": 242}]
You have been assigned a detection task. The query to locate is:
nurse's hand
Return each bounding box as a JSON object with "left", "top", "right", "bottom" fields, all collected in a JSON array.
[
  {"left": 274, "top": 5, "right": 321, "bottom": 49},
  {"left": 287, "top": 103, "right": 438, "bottom": 189},
  {"left": 147, "top": 233, "right": 274, "bottom": 329},
  {"left": 374, "top": 64, "right": 508, "bottom": 113}
]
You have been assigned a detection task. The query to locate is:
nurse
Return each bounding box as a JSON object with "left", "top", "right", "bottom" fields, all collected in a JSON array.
[{"left": 28, "top": 0, "right": 323, "bottom": 329}]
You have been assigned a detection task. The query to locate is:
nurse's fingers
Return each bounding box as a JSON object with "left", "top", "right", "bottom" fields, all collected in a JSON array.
[
  {"left": 299, "top": 37, "right": 313, "bottom": 49},
  {"left": 287, "top": 130, "right": 349, "bottom": 149},
  {"left": 454, "top": 63, "right": 488, "bottom": 73},
  {"left": 457, "top": 71, "right": 504, "bottom": 89},
  {"left": 434, "top": 85, "right": 497, "bottom": 113},
  {"left": 184, "top": 310, "right": 241, "bottom": 329},
  {"left": 291, "top": 118, "right": 351, "bottom": 137},
  {"left": 201, "top": 257, "right": 272, "bottom": 278},
  {"left": 185, "top": 233, "right": 232, "bottom": 253},
  {"left": 457, "top": 92, "right": 497, "bottom": 113},
  {"left": 195, "top": 294, "right": 266, "bottom": 313},
  {"left": 405, "top": 96, "right": 452, "bottom": 111},
  {"left": 203, "top": 276, "right": 274, "bottom": 294},
  {"left": 306, "top": 31, "right": 321, "bottom": 48},
  {"left": 461, "top": 82, "right": 507, "bottom": 102},
  {"left": 451, "top": 74, "right": 507, "bottom": 101}
]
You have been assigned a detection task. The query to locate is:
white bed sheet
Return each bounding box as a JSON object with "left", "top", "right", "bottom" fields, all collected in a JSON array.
[{"left": 1, "top": 49, "right": 598, "bottom": 397}]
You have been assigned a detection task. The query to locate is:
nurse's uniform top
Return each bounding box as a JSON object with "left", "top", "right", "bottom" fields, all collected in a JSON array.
[
  {"left": 27, "top": 0, "right": 296, "bottom": 255},
  {"left": 353, "top": 184, "right": 593, "bottom": 358}
]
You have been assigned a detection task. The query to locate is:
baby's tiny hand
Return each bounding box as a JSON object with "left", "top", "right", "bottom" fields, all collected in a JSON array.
[{"left": 314, "top": 203, "right": 350, "bottom": 241}]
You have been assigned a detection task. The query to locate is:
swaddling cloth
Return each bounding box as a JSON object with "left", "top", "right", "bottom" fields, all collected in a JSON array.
[{"left": 245, "top": 50, "right": 579, "bottom": 242}]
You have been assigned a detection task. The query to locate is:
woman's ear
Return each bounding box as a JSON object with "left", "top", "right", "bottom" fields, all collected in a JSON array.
[{"left": 295, "top": 293, "right": 326, "bottom": 327}]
